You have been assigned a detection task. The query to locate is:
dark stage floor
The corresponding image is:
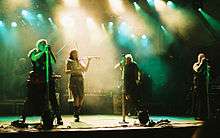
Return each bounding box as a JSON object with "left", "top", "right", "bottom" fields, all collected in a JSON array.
[{"left": 0, "top": 115, "right": 203, "bottom": 138}]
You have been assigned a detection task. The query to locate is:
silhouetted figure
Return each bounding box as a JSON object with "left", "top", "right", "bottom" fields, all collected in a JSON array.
[
  {"left": 12, "top": 39, "right": 63, "bottom": 129},
  {"left": 192, "top": 53, "right": 210, "bottom": 120},
  {"left": 12, "top": 58, "right": 29, "bottom": 99},
  {"left": 124, "top": 54, "right": 140, "bottom": 116}
]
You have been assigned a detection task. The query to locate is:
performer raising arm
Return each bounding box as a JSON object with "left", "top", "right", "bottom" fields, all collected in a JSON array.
[
  {"left": 192, "top": 53, "right": 210, "bottom": 121},
  {"left": 65, "top": 49, "right": 91, "bottom": 122}
]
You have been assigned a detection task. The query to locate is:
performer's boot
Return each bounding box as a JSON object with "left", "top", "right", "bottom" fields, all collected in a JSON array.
[
  {"left": 19, "top": 115, "right": 26, "bottom": 123},
  {"left": 41, "top": 110, "right": 54, "bottom": 129},
  {"left": 54, "top": 110, "right": 63, "bottom": 125},
  {"left": 57, "top": 115, "right": 63, "bottom": 125},
  {"left": 73, "top": 106, "right": 80, "bottom": 122},
  {"left": 11, "top": 115, "right": 27, "bottom": 128}
]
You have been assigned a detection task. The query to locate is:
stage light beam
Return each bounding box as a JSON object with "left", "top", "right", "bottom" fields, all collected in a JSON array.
[
  {"left": 199, "top": 8, "right": 220, "bottom": 32},
  {"left": 134, "top": 2, "right": 141, "bottom": 11}
]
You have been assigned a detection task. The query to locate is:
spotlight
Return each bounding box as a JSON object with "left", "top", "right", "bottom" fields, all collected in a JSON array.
[
  {"left": 11, "top": 22, "right": 17, "bottom": 28},
  {"left": 21, "top": 10, "right": 29, "bottom": 16},
  {"left": 108, "top": 21, "right": 114, "bottom": 27},
  {"left": 107, "top": 21, "right": 114, "bottom": 33},
  {"left": 192, "top": 0, "right": 204, "bottom": 10},
  {"left": 86, "top": 17, "right": 96, "bottom": 30},
  {"left": 37, "top": 14, "right": 43, "bottom": 18},
  {"left": 131, "top": 34, "right": 136, "bottom": 38},
  {"left": 37, "top": 14, "right": 44, "bottom": 22},
  {"left": 0, "top": 20, "right": 4, "bottom": 27},
  {"left": 147, "top": 0, "right": 155, "bottom": 7},
  {"left": 48, "top": 17, "right": 53, "bottom": 23},
  {"left": 141, "top": 34, "right": 147, "bottom": 39},
  {"left": 108, "top": 0, "right": 125, "bottom": 14},
  {"left": 167, "top": 1, "right": 176, "bottom": 9},
  {"left": 160, "top": 25, "right": 166, "bottom": 31},
  {"left": 134, "top": 2, "right": 141, "bottom": 11}
]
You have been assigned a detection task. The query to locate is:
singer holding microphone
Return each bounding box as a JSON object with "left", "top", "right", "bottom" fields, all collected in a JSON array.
[
  {"left": 65, "top": 49, "right": 91, "bottom": 122},
  {"left": 192, "top": 53, "right": 210, "bottom": 121},
  {"left": 12, "top": 39, "right": 63, "bottom": 129}
]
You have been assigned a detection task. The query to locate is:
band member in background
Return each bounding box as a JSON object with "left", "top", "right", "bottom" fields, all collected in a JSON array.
[
  {"left": 192, "top": 53, "right": 210, "bottom": 120},
  {"left": 65, "top": 49, "right": 91, "bottom": 122},
  {"left": 124, "top": 54, "right": 140, "bottom": 116},
  {"left": 12, "top": 39, "right": 63, "bottom": 128},
  {"left": 12, "top": 58, "right": 30, "bottom": 99}
]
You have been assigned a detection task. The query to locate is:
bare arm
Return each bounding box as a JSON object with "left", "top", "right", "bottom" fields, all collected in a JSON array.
[
  {"left": 65, "top": 61, "right": 73, "bottom": 74},
  {"left": 193, "top": 57, "right": 206, "bottom": 72},
  {"left": 80, "top": 58, "right": 92, "bottom": 72},
  {"left": 29, "top": 50, "right": 45, "bottom": 62}
]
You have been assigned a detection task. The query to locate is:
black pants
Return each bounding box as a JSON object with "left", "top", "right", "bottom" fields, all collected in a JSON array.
[
  {"left": 125, "top": 83, "right": 140, "bottom": 115},
  {"left": 22, "top": 80, "right": 62, "bottom": 120}
]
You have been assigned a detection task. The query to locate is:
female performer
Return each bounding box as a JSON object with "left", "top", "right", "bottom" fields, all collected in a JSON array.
[{"left": 65, "top": 49, "right": 91, "bottom": 122}]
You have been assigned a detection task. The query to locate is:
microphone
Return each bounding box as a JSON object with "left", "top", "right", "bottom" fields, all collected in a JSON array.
[
  {"left": 203, "top": 58, "right": 208, "bottom": 63},
  {"left": 46, "top": 44, "right": 53, "bottom": 47},
  {"left": 45, "top": 44, "right": 53, "bottom": 52}
]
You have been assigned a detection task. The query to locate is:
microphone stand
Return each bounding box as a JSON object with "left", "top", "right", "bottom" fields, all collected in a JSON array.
[
  {"left": 42, "top": 46, "right": 53, "bottom": 128},
  {"left": 45, "top": 47, "right": 50, "bottom": 112},
  {"left": 205, "top": 61, "right": 210, "bottom": 120}
]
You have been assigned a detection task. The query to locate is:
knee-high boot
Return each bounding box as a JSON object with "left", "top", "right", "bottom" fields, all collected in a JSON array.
[{"left": 73, "top": 106, "right": 80, "bottom": 122}]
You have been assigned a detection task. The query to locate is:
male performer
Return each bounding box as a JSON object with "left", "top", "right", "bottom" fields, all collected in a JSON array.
[
  {"left": 124, "top": 54, "right": 140, "bottom": 116},
  {"left": 12, "top": 39, "right": 63, "bottom": 128},
  {"left": 192, "top": 53, "right": 210, "bottom": 120}
]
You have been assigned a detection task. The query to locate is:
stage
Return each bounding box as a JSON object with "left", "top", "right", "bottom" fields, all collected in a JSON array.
[{"left": 0, "top": 115, "right": 202, "bottom": 138}]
